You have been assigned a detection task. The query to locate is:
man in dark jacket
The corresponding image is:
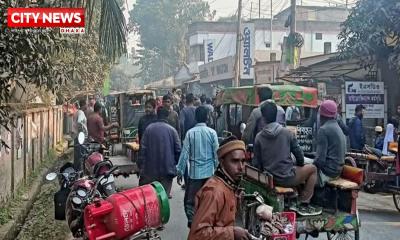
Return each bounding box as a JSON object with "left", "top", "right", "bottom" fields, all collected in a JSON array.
[
  {"left": 348, "top": 105, "right": 366, "bottom": 150},
  {"left": 253, "top": 102, "right": 320, "bottom": 216},
  {"left": 163, "top": 94, "right": 180, "bottom": 135},
  {"left": 138, "top": 107, "right": 181, "bottom": 196},
  {"left": 180, "top": 93, "right": 197, "bottom": 140},
  {"left": 314, "top": 100, "right": 346, "bottom": 187},
  {"left": 138, "top": 99, "right": 157, "bottom": 143}
]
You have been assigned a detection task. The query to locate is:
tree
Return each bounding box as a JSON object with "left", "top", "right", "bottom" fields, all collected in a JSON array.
[
  {"left": 129, "top": 0, "right": 213, "bottom": 84},
  {"left": 338, "top": 0, "right": 400, "bottom": 71},
  {"left": 0, "top": 0, "right": 128, "bottom": 147},
  {"left": 338, "top": 0, "right": 400, "bottom": 115}
]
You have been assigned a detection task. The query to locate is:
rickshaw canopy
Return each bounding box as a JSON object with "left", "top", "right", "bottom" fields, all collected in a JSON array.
[{"left": 215, "top": 84, "right": 318, "bottom": 108}]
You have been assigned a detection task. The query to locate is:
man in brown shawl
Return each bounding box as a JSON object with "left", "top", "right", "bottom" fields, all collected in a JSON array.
[{"left": 188, "top": 136, "right": 250, "bottom": 240}]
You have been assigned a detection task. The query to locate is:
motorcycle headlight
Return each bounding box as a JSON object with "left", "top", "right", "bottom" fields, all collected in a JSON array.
[
  {"left": 77, "top": 189, "right": 87, "bottom": 198},
  {"left": 72, "top": 197, "right": 83, "bottom": 205}
]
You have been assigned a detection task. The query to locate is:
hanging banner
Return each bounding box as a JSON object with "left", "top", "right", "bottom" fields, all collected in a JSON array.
[
  {"left": 240, "top": 22, "right": 255, "bottom": 80},
  {"left": 345, "top": 81, "right": 385, "bottom": 119},
  {"left": 204, "top": 39, "right": 215, "bottom": 63}
]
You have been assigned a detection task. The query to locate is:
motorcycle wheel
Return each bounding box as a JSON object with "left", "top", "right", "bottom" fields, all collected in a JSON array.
[
  {"left": 393, "top": 193, "right": 400, "bottom": 212},
  {"left": 327, "top": 230, "right": 360, "bottom": 240}
]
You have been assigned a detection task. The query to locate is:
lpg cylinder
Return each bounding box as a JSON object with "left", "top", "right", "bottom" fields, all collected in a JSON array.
[{"left": 84, "top": 182, "right": 169, "bottom": 240}]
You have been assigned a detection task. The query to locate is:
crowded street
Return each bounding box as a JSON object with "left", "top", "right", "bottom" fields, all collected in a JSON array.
[{"left": 2, "top": 0, "right": 400, "bottom": 240}]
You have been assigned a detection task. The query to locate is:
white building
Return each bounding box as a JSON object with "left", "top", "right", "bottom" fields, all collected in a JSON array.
[{"left": 187, "top": 6, "right": 349, "bottom": 87}]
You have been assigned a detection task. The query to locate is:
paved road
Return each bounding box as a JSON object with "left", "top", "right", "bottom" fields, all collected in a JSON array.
[{"left": 112, "top": 155, "right": 400, "bottom": 240}]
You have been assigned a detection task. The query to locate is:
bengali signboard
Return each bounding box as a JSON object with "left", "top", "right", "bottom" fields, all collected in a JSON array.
[
  {"left": 296, "top": 126, "right": 313, "bottom": 153},
  {"left": 240, "top": 22, "right": 255, "bottom": 80},
  {"left": 345, "top": 81, "right": 384, "bottom": 119}
]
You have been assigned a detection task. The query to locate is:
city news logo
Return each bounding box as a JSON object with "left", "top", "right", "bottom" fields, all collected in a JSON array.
[{"left": 7, "top": 8, "right": 85, "bottom": 34}]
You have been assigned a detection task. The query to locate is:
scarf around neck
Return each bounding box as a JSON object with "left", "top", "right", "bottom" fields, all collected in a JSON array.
[{"left": 215, "top": 165, "right": 240, "bottom": 191}]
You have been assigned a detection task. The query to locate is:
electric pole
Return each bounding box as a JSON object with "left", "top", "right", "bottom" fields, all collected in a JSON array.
[
  {"left": 270, "top": 0, "right": 273, "bottom": 48},
  {"left": 290, "top": 0, "right": 296, "bottom": 34},
  {"left": 234, "top": 0, "right": 243, "bottom": 87},
  {"left": 250, "top": 2, "right": 253, "bottom": 20},
  {"left": 259, "top": 0, "right": 261, "bottom": 18}
]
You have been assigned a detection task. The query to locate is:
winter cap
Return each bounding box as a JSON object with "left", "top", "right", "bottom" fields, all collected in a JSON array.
[
  {"left": 217, "top": 140, "right": 246, "bottom": 159},
  {"left": 320, "top": 100, "right": 337, "bottom": 118}
]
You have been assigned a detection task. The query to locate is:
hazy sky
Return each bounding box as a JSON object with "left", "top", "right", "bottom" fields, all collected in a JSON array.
[
  {"left": 126, "top": 0, "right": 357, "bottom": 18},
  {"left": 125, "top": 0, "right": 357, "bottom": 47}
]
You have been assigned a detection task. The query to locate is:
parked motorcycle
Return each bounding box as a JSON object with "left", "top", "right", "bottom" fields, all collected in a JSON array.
[
  {"left": 49, "top": 162, "right": 80, "bottom": 220},
  {"left": 47, "top": 164, "right": 119, "bottom": 237},
  {"left": 47, "top": 168, "right": 170, "bottom": 240}
]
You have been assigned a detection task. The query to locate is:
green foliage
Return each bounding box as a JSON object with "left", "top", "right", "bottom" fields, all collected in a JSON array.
[
  {"left": 129, "top": 0, "right": 212, "bottom": 84},
  {"left": 0, "top": 0, "right": 127, "bottom": 147},
  {"left": 98, "top": 0, "right": 128, "bottom": 61},
  {"left": 338, "top": 0, "right": 400, "bottom": 71}
]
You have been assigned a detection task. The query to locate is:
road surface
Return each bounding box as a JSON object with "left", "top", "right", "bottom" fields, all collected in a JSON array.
[{"left": 115, "top": 168, "right": 400, "bottom": 240}]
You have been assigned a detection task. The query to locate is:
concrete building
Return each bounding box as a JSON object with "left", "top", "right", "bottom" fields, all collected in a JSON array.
[{"left": 186, "top": 5, "right": 350, "bottom": 89}]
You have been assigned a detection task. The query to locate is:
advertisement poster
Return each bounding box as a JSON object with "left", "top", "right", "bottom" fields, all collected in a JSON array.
[{"left": 345, "top": 81, "right": 384, "bottom": 119}]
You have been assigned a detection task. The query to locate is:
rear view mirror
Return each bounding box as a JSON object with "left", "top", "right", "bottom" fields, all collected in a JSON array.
[
  {"left": 78, "top": 132, "right": 85, "bottom": 145},
  {"left": 46, "top": 172, "right": 57, "bottom": 181}
]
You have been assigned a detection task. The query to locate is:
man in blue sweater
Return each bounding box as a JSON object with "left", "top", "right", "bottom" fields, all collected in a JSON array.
[{"left": 348, "top": 105, "right": 366, "bottom": 150}]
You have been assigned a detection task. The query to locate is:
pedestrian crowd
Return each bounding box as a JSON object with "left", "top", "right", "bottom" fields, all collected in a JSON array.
[{"left": 71, "top": 88, "right": 399, "bottom": 240}]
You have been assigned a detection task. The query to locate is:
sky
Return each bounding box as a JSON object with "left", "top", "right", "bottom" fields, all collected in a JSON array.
[{"left": 124, "top": 0, "right": 358, "bottom": 49}]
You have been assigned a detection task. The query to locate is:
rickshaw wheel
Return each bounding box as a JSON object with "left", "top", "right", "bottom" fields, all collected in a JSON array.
[
  {"left": 393, "top": 193, "right": 400, "bottom": 212},
  {"left": 326, "top": 230, "right": 359, "bottom": 240}
]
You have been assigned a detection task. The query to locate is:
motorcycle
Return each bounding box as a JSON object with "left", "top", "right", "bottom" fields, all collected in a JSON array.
[
  {"left": 48, "top": 168, "right": 170, "bottom": 240},
  {"left": 49, "top": 162, "right": 80, "bottom": 220},
  {"left": 48, "top": 133, "right": 117, "bottom": 237},
  {"left": 47, "top": 164, "right": 120, "bottom": 238}
]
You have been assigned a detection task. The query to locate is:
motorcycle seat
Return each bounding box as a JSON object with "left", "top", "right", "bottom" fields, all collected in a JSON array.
[
  {"left": 327, "top": 178, "right": 359, "bottom": 190},
  {"left": 380, "top": 155, "right": 396, "bottom": 161},
  {"left": 274, "top": 186, "right": 295, "bottom": 194}
]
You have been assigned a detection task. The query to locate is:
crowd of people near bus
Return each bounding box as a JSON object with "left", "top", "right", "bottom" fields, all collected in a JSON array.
[{"left": 70, "top": 88, "right": 399, "bottom": 240}]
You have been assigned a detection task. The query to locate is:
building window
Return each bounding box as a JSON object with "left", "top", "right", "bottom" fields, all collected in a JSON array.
[
  {"left": 189, "top": 44, "right": 205, "bottom": 62},
  {"left": 270, "top": 53, "right": 277, "bottom": 61},
  {"left": 324, "top": 42, "right": 332, "bottom": 54},
  {"left": 315, "top": 32, "right": 323, "bottom": 40}
]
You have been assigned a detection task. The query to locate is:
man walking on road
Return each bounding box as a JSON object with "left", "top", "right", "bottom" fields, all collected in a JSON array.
[
  {"left": 188, "top": 136, "right": 250, "bottom": 240},
  {"left": 138, "top": 99, "right": 157, "bottom": 143},
  {"left": 180, "top": 93, "right": 197, "bottom": 140},
  {"left": 348, "top": 104, "right": 366, "bottom": 150},
  {"left": 138, "top": 107, "right": 181, "bottom": 197},
  {"left": 163, "top": 94, "right": 180, "bottom": 135},
  {"left": 177, "top": 106, "right": 219, "bottom": 228}
]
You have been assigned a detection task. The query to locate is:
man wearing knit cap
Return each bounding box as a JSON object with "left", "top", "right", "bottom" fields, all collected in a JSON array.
[
  {"left": 314, "top": 100, "right": 346, "bottom": 187},
  {"left": 188, "top": 136, "right": 250, "bottom": 240}
]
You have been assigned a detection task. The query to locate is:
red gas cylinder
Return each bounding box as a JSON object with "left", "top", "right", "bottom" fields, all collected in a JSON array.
[{"left": 84, "top": 182, "right": 169, "bottom": 240}]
